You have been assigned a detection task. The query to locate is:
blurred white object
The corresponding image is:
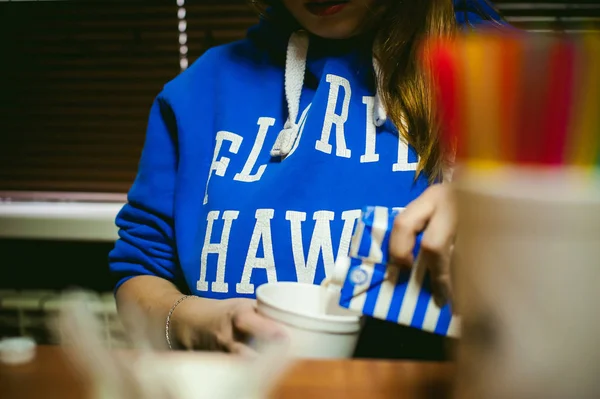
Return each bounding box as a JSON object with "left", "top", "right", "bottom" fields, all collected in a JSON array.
[
  {"left": 0, "top": 336, "right": 36, "bottom": 365},
  {"left": 256, "top": 282, "right": 362, "bottom": 359},
  {"left": 54, "top": 291, "right": 293, "bottom": 399},
  {"left": 0, "top": 201, "right": 121, "bottom": 241},
  {"left": 453, "top": 167, "right": 600, "bottom": 399}
]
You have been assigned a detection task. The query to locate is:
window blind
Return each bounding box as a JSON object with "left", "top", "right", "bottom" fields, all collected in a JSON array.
[
  {"left": 496, "top": 0, "right": 600, "bottom": 32},
  {"left": 0, "top": 0, "right": 257, "bottom": 197},
  {"left": 0, "top": 0, "right": 598, "bottom": 198}
]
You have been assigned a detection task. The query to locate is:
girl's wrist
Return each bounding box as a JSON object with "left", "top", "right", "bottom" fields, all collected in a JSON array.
[
  {"left": 165, "top": 295, "right": 194, "bottom": 350},
  {"left": 168, "top": 295, "right": 228, "bottom": 351}
]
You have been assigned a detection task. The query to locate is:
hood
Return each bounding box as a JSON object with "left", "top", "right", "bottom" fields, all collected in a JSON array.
[{"left": 247, "top": 1, "right": 511, "bottom": 159}]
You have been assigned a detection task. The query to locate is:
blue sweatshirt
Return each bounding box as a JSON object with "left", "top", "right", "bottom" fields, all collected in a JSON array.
[{"left": 109, "top": 2, "right": 507, "bottom": 300}]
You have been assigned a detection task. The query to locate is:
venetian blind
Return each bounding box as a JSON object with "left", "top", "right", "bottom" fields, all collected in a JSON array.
[{"left": 0, "top": 0, "right": 257, "bottom": 196}]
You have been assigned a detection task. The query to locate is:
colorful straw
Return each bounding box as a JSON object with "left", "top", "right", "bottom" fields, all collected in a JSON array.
[
  {"left": 514, "top": 35, "right": 552, "bottom": 165},
  {"left": 497, "top": 33, "right": 523, "bottom": 165},
  {"left": 462, "top": 33, "right": 503, "bottom": 167},
  {"left": 426, "top": 31, "right": 600, "bottom": 169},
  {"left": 425, "top": 39, "right": 464, "bottom": 159},
  {"left": 540, "top": 38, "right": 576, "bottom": 165},
  {"left": 569, "top": 35, "right": 600, "bottom": 167}
]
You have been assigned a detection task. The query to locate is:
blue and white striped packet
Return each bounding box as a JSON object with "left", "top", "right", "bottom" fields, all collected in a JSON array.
[{"left": 336, "top": 206, "right": 460, "bottom": 338}]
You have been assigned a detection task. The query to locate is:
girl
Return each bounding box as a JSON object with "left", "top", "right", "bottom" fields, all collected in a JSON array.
[{"left": 109, "top": 0, "right": 507, "bottom": 359}]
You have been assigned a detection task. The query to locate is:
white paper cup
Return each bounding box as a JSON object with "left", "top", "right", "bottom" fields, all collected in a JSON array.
[
  {"left": 453, "top": 167, "right": 600, "bottom": 399},
  {"left": 255, "top": 282, "right": 362, "bottom": 359}
]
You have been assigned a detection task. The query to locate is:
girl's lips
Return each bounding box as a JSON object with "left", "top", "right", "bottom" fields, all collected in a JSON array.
[{"left": 305, "top": 1, "right": 350, "bottom": 17}]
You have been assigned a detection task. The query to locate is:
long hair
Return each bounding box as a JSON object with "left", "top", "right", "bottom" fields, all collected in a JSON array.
[
  {"left": 373, "top": 0, "right": 457, "bottom": 182},
  {"left": 249, "top": 0, "right": 480, "bottom": 181}
]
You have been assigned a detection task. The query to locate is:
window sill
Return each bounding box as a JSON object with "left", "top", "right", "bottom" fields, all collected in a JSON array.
[{"left": 0, "top": 201, "right": 124, "bottom": 242}]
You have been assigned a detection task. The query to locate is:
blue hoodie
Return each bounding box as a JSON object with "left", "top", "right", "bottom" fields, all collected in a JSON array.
[{"left": 109, "top": 2, "right": 507, "bottom": 301}]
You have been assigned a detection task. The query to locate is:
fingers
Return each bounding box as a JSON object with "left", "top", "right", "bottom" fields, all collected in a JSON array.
[
  {"left": 228, "top": 342, "right": 258, "bottom": 359},
  {"left": 389, "top": 186, "right": 438, "bottom": 266},
  {"left": 389, "top": 184, "right": 457, "bottom": 306},
  {"left": 214, "top": 299, "right": 288, "bottom": 357},
  {"left": 420, "top": 188, "right": 457, "bottom": 258},
  {"left": 232, "top": 303, "right": 286, "bottom": 342},
  {"left": 420, "top": 246, "right": 453, "bottom": 307},
  {"left": 419, "top": 188, "right": 456, "bottom": 306}
]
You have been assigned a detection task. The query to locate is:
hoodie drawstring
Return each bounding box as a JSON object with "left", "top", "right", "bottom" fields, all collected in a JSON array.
[
  {"left": 270, "top": 31, "right": 388, "bottom": 159},
  {"left": 270, "top": 31, "right": 309, "bottom": 158},
  {"left": 372, "top": 57, "right": 388, "bottom": 128}
]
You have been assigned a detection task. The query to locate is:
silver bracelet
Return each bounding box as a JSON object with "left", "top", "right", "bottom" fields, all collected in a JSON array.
[{"left": 165, "top": 295, "right": 193, "bottom": 350}]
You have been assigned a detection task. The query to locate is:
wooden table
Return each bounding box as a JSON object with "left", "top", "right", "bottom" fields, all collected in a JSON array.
[{"left": 0, "top": 346, "right": 455, "bottom": 399}]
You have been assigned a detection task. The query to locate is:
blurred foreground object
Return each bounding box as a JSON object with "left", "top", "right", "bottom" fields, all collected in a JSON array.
[
  {"left": 453, "top": 168, "right": 600, "bottom": 398},
  {"left": 426, "top": 31, "right": 600, "bottom": 168},
  {"left": 0, "top": 336, "right": 36, "bottom": 365},
  {"left": 426, "top": 31, "right": 600, "bottom": 398},
  {"left": 53, "top": 291, "right": 293, "bottom": 399}
]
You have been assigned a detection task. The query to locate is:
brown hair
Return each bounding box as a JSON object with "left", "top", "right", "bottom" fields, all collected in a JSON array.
[{"left": 251, "top": 0, "right": 457, "bottom": 182}]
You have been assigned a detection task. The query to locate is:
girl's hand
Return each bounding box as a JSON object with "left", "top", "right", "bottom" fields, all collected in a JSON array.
[
  {"left": 170, "top": 297, "right": 286, "bottom": 356},
  {"left": 389, "top": 184, "right": 457, "bottom": 306}
]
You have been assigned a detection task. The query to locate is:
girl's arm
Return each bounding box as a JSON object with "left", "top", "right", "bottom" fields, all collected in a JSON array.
[
  {"left": 109, "top": 95, "right": 283, "bottom": 352},
  {"left": 116, "top": 275, "right": 284, "bottom": 352}
]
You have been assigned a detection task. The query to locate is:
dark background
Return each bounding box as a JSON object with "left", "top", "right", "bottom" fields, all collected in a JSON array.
[{"left": 0, "top": 0, "right": 598, "bottom": 292}]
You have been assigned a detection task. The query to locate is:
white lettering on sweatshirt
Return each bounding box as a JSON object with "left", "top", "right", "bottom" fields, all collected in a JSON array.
[
  {"left": 286, "top": 210, "right": 335, "bottom": 284},
  {"left": 204, "top": 131, "right": 243, "bottom": 204},
  {"left": 315, "top": 74, "right": 352, "bottom": 158},
  {"left": 197, "top": 208, "right": 404, "bottom": 295},
  {"left": 197, "top": 210, "right": 239, "bottom": 292},
  {"left": 236, "top": 209, "right": 277, "bottom": 294},
  {"left": 360, "top": 96, "right": 379, "bottom": 163},
  {"left": 234, "top": 117, "right": 276, "bottom": 183},
  {"left": 394, "top": 135, "right": 419, "bottom": 172},
  {"left": 202, "top": 74, "right": 421, "bottom": 199}
]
